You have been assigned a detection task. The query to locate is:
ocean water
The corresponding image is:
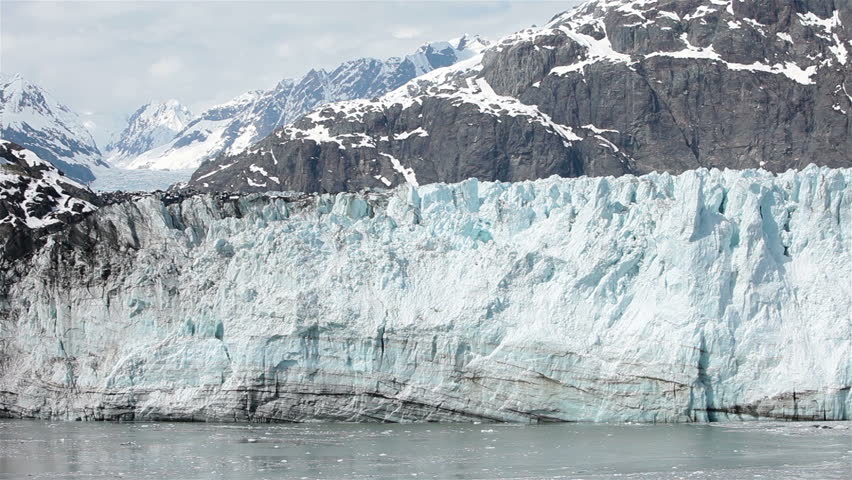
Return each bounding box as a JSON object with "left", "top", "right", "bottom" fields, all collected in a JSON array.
[{"left": 0, "top": 420, "right": 849, "bottom": 479}]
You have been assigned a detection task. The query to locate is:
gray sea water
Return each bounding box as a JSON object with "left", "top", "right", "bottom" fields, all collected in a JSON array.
[{"left": 0, "top": 420, "right": 849, "bottom": 479}]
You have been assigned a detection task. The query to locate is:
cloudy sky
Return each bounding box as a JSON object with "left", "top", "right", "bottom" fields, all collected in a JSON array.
[{"left": 1, "top": 1, "right": 578, "bottom": 145}]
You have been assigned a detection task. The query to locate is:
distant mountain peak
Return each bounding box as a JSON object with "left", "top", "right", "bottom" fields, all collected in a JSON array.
[
  {"left": 0, "top": 73, "right": 105, "bottom": 183},
  {"left": 404, "top": 35, "right": 491, "bottom": 75},
  {"left": 0, "top": 72, "right": 24, "bottom": 88},
  {"left": 106, "top": 100, "right": 193, "bottom": 167},
  {"left": 453, "top": 33, "right": 490, "bottom": 53}
]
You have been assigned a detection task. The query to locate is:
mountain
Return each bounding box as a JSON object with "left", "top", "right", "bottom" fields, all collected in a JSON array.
[
  {"left": 0, "top": 140, "right": 99, "bottom": 259},
  {"left": 105, "top": 100, "right": 192, "bottom": 167},
  {"left": 0, "top": 73, "right": 107, "bottom": 183},
  {"left": 1, "top": 167, "right": 849, "bottom": 421},
  {"left": 125, "top": 35, "right": 490, "bottom": 171},
  {"left": 187, "top": 0, "right": 851, "bottom": 193}
]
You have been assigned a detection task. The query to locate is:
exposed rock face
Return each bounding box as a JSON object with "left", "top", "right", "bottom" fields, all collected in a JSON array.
[
  {"left": 0, "top": 140, "right": 99, "bottom": 261},
  {"left": 0, "top": 74, "right": 107, "bottom": 183},
  {"left": 127, "top": 36, "right": 489, "bottom": 171},
  {"left": 105, "top": 100, "right": 193, "bottom": 167},
  {"left": 1, "top": 167, "right": 849, "bottom": 423},
  {"left": 188, "top": 0, "right": 851, "bottom": 194}
]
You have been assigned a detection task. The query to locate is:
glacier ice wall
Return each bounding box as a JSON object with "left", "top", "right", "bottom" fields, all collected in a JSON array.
[{"left": 0, "top": 167, "right": 849, "bottom": 423}]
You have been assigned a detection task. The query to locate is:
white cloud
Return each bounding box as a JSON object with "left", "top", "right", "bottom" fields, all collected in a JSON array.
[
  {"left": 391, "top": 27, "right": 423, "bottom": 40},
  {"left": 82, "top": 120, "right": 97, "bottom": 131},
  {"left": 1, "top": 32, "right": 15, "bottom": 54},
  {"left": 149, "top": 56, "right": 182, "bottom": 78},
  {"left": 276, "top": 43, "right": 293, "bottom": 57},
  {"left": 313, "top": 34, "right": 341, "bottom": 52}
]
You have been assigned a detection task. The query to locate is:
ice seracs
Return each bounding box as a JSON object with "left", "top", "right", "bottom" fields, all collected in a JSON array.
[{"left": 0, "top": 166, "right": 849, "bottom": 423}]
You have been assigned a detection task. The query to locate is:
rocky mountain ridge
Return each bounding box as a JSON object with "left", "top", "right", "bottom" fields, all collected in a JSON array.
[
  {"left": 187, "top": 0, "right": 851, "bottom": 193},
  {"left": 125, "top": 35, "right": 490, "bottom": 171}
]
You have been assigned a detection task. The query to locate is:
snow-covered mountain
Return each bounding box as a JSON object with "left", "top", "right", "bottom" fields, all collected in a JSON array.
[
  {"left": 0, "top": 167, "right": 849, "bottom": 422},
  {"left": 105, "top": 100, "right": 192, "bottom": 167},
  {"left": 0, "top": 73, "right": 107, "bottom": 183},
  {"left": 125, "top": 35, "right": 489, "bottom": 171},
  {"left": 188, "top": 0, "right": 851, "bottom": 193}
]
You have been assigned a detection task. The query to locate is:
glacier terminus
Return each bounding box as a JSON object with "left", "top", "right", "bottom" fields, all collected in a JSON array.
[{"left": 0, "top": 166, "right": 848, "bottom": 423}]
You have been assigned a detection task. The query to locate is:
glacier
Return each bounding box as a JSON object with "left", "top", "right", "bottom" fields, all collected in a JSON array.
[{"left": 0, "top": 166, "right": 849, "bottom": 423}]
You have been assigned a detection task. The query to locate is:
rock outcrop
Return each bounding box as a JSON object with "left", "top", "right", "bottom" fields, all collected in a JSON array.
[{"left": 0, "top": 140, "right": 99, "bottom": 261}]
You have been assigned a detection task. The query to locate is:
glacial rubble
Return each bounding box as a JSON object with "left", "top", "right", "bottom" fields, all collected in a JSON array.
[{"left": 0, "top": 166, "right": 848, "bottom": 423}]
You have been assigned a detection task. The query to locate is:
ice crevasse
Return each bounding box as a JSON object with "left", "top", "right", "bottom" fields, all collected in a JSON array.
[{"left": 0, "top": 166, "right": 849, "bottom": 422}]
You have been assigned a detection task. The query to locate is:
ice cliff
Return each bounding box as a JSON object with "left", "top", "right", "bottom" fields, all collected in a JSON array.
[{"left": 0, "top": 167, "right": 849, "bottom": 423}]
